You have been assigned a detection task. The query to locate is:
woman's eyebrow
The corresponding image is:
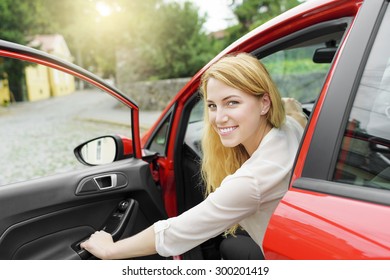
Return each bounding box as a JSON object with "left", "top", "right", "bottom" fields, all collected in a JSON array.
[
  {"left": 207, "top": 95, "right": 241, "bottom": 103},
  {"left": 222, "top": 95, "right": 241, "bottom": 101}
]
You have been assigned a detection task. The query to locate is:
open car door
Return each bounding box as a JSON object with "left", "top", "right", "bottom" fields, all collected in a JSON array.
[{"left": 0, "top": 40, "right": 167, "bottom": 259}]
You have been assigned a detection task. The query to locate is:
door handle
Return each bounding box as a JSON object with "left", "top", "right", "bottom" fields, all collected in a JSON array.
[
  {"left": 76, "top": 173, "right": 128, "bottom": 195},
  {"left": 73, "top": 239, "right": 93, "bottom": 260},
  {"left": 93, "top": 174, "right": 117, "bottom": 189}
]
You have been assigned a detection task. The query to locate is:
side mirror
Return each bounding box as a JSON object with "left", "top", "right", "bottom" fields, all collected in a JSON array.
[{"left": 74, "top": 135, "right": 132, "bottom": 166}]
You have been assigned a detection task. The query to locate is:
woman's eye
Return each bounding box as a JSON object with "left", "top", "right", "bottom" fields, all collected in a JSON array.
[
  {"left": 227, "top": 101, "right": 239, "bottom": 106},
  {"left": 208, "top": 104, "right": 216, "bottom": 110}
]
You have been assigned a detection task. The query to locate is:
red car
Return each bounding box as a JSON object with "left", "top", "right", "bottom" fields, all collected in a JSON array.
[{"left": 0, "top": 0, "right": 389, "bottom": 259}]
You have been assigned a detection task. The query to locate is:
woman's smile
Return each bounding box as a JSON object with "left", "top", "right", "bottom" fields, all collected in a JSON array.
[{"left": 218, "top": 126, "right": 238, "bottom": 136}]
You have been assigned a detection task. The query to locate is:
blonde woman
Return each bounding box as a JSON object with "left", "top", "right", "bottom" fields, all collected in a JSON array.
[{"left": 81, "top": 53, "right": 306, "bottom": 259}]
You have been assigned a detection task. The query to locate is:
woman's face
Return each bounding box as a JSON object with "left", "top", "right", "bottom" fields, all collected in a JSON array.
[{"left": 206, "top": 78, "right": 270, "bottom": 155}]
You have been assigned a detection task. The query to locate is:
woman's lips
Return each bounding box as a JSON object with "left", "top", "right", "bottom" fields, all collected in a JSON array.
[{"left": 218, "top": 126, "right": 238, "bottom": 136}]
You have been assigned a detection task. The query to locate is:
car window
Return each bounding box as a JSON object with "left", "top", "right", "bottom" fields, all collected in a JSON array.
[
  {"left": 148, "top": 113, "right": 171, "bottom": 156},
  {"left": 0, "top": 58, "right": 133, "bottom": 186},
  {"left": 262, "top": 43, "right": 332, "bottom": 104},
  {"left": 184, "top": 22, "right": 346, "bottom": 157},
  {"left": 333, "top": 7, "right": 390, "bottom": 190},
  {"left": 184, "top": 99, "right": 203, "bottom": 157}
]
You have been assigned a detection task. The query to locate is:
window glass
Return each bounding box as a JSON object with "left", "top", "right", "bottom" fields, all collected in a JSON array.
[
  {"left": 185, "top": 99, "right": 203, "bottom": 157},
  {"left": 184, "top": 29, "right": 344, "bottom": 157},
  {"left": 0, "top": 58, "right": 132, "bottom": 186},
  {"left": 333, "top": 8, "right": 390, "bottom": 190},
  {"left": 148, "top": 114, "right": 171, "bottom": 156},
  {"left": 262, "top": 43, "right": 333, "bottom": 103}
]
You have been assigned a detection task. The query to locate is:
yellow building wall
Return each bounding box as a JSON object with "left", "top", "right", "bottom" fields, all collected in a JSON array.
[
  {"left": 0, "top": 78, "right": 11, "bottom": 105},
  {"left": 25, "top": 64, "right": 51, "bottom": 102},
  {"left": 48, "top": 68, "right": 75, "bottom": 97}
]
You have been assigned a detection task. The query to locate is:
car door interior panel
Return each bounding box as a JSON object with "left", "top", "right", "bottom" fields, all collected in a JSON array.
[{"left": 0, "top": 158, "right": 168, "bottom": 259}]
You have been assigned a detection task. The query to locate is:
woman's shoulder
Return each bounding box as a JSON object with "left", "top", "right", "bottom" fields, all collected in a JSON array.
[
  {"left": 284, "top": 115, "right": 305, "bottom": 136},
  {"left": 241, "top": 116, "right": 303, "bottom": 171},
  {"left": 286, "top": 116, "right": 305, "bottom": 148}
]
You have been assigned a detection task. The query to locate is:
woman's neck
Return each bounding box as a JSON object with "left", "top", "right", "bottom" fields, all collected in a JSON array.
[{"left": 245, "top": 121, "right": 273, "bottom": 156}]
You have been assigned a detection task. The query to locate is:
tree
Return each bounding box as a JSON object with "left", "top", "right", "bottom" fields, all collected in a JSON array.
[
  {"left": 224, "top": 0, "right": 301, "bottom": 45},
  {"left": 37, "top": 0, "right": 216, "bottom": 81},
  {"left": 111, "top": 1, "right": 221, "bottom": 81},
  {"left": 0, "top": 0, "right": 223, "bottom": 96},
  {"left": 0, "top": 0, "right": 45, "bottom": 101},
  {"left": 38, "top": 0, "right": 109, "bottom": 74},
  {"left": 140, "top": 1, "right": 218, "bottom": 80}
]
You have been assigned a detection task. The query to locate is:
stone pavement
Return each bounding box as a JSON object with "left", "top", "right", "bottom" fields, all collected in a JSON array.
[{"left": 0, "top": 89, "right": 162, "bottom": 131}]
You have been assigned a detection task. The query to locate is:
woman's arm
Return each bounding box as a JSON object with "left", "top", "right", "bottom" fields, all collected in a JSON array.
[{"left": 80, "top": 225, "right": 156, "bottom": 259}]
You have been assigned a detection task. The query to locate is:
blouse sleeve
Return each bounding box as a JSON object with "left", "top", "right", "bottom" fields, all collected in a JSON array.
[{"left": 154, "top": 172, "right": 261, "bottom": 257}]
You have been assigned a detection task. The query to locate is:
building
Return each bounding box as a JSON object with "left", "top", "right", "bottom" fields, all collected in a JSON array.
[
  {"left": 0, "top": 73, "right": 11, "bottom": 105},
  {"left": 26, "top": 34, "right": 75, "bottom": 101}
]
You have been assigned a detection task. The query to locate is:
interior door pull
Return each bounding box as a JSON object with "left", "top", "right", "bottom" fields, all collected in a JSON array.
[
  {"left": 94, "top": 174, "right": 117, "bottom": 189},
  {"left": 76, "top": 173, "right": 128, "bottom": 195}
]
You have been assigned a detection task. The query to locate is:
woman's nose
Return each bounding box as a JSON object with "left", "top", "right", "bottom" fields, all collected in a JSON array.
[{"left": 215, "top": 108, "right": 228, "bottom": 123}]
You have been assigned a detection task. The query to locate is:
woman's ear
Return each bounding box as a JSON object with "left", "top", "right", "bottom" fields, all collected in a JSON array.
[{"left": 260, "top": 93, "right": 271, "bottom": 115}]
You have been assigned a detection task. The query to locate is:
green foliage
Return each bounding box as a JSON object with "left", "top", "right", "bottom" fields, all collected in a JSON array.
[
  {"left": 0, "top": 0, "right": 47, "bottom": 100},
  {"left": 0, "top": 0, "right": 45, "bottom": 44},
  {"left": 138, "top": 2, "right": 218, "bottom": 80},
  {"left": 0, "top": 0, "right": 304, "bottom": 90},
  {"left": 224, "top": 0, "right": 301, "bottom": 44},
  {"left": 265, "top": 58, "right": 329, "bottom": 75},
  {"left": 32, "top": 0, "right": 220, "bottom": 81},
  {"left": 37, "top": 0, "right": 118, "bottom": 76}
]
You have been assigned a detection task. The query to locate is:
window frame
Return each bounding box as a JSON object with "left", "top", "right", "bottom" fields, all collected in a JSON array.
[{"left": 253, "top": 17, "right": 352, "bottom": 60}]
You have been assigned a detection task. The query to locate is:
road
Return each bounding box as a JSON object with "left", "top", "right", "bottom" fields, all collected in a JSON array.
[{"left": 0, "top": 89, "right": 161, "bottom": 186}]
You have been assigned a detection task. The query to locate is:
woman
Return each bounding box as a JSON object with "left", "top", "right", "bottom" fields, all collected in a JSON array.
[{"left": 81, "top": 53, "right": 306, "bottom": 259}]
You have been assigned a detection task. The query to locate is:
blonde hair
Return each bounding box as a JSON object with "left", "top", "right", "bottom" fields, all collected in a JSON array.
[{"left": 199, "top": 53, "right": 285, "bottom": 235}]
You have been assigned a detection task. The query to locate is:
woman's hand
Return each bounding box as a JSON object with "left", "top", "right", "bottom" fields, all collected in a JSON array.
[
  {"left": 80, "top": 230, "right": 114, "bottom": 260},
  {"left": 282, "top": 97, "right": 307, "bottom": 128},
  {"left": 80, "top": 225, "right": 157, "bottom": 260}
]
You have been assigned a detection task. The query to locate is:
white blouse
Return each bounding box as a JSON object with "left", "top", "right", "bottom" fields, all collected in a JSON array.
[{"left": 154, "top": 116, "right": 304, "bottom": 257}]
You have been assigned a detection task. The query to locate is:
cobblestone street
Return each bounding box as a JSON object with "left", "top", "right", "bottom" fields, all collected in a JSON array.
[{"left": 0, "top": 89, "right": 161, "bottom": 186}]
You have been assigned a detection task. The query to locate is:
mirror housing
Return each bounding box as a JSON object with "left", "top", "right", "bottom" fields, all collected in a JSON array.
[
  {"left": 74, "top": 135, "right": 133, "bottom": 166},
  {"left": 313, "top": 47, "right": 337, "bottom": 63}
]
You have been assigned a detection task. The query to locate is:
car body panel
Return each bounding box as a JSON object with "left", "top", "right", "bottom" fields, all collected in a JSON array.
[
  {"left": 264, "top": 0, "right": 390, "bottom": 259},
  {"left": 265, "top": 189, "right": 390, "bottom": 259}
]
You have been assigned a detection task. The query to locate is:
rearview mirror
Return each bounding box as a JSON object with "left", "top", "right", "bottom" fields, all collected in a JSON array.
[{"left": 313, "top": 47, "right": 337, "bottom": 63}]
